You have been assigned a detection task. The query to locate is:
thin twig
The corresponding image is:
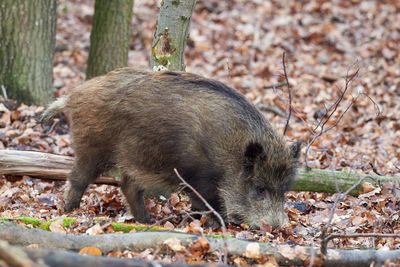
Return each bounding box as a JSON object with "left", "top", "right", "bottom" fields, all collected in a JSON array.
[
  {"left": 314, "top": 69, "right": 359, "bottom": 133},
  {"left": 257, "top": 104, "right": 289, "bottom": 119},
  {"left": 44, "top": 119, "right": 59, "bottom": 136},
  {"left": 267, "top": 76, "right": 314, "bottom": 133},
  {"left": 144, "top": 210, "right": 213, "bottom": 232},
  {"left": 320, "top": 174, "right": 377, "bottom": 255},
  {"left": 282, "top": 52, "right": 292, "bottom": 136},
  {"left": 177, "top": 211, "right": 213, "bottom": 228},
  {"left": 174, "top": 168, "right": 228, "bottom": 265},
  {"left": 305, "top": 68, "right": 361, "bottom": 168},
  {"left": 325, "top": 233, "right": 400, "bottom": 243},
  {"left": 225, "top": 59, "right": 231, "bottom": 80},
  {"left": 263, "top": 82, "right": 288, "bottom": 90},
  {"left": 144, "top": 214, "right": 179, "bottom": 231},
  {"left": 369, "top": 162, "right": 384, "bottom": 176},
  {"left": 359, "top": 92, "right": 381, "bottom": 117}
]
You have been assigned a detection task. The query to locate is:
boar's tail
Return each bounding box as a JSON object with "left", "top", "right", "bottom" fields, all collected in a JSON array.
[{"left": 40, "top": 95, "right": 69, "bottom": 123}]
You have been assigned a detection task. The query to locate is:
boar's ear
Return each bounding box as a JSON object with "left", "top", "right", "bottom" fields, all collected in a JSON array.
[
  {"left": 290, "top": 141, "right": 302, "bottom": 159},
  {"left": 243, "top": 142, "right": 265, "bottom": 174}
]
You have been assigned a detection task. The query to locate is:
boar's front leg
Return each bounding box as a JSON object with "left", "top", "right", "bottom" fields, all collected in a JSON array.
[{"left": 120, "top": 173, "right": 151, "bottom": 223}]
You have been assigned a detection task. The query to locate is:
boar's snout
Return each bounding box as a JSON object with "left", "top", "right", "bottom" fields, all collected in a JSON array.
[
  {"left": 266, "top": 212, "right": 286, "bottom": 230},
  {"left": 251, "top": 209, "right": 286, "bottom": 230}
]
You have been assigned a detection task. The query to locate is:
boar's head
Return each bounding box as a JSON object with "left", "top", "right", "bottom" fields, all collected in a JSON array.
[{"left": 219, "top": 140, "right": 301, "bottom": 229}]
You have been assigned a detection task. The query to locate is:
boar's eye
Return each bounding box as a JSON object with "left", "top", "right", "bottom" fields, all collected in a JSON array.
[
  {"left": 255, "top": 186, "right": 269, "bottom": 200},
  {"left": 290, "top": 141, "right": 302, "bottom": 159}
]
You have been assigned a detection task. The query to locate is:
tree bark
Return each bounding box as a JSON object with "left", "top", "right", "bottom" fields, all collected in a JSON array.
[
  {"left": 86, "top": 0, "right": 134, "bottom": 80},
  {"left": 0, "top": 150, "right": 117, "bottom": 184},
  {"left": 0, "top": 240, "right": 215, "bottom": 267},
  {"left": 1, "top": 221, "right": 399, "bottom": 266},
  {"left": 150, "top": 0, "right": 196, "bottom": 71},
  {"left": 0, "top": 150, "right": 396, "bottom": 196},
  {"left": 295, "top": 168, "right": 381, "bottom": 196},
  {"left": 0, "top": 0, "right": 58, "bottom": 105}
]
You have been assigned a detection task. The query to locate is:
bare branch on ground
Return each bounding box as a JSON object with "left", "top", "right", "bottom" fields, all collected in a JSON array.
[
  {"left": 282, "top": 52, "right": 292, "bottom": 136},
  {"left": 320, "top": 175, "right": 376, "bottom": 255},
  {"left": 174, "top": 168, "right": 228, "bottom": 265}
]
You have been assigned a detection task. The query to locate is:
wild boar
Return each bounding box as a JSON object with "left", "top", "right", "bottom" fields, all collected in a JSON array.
[{"left": 41, "top": 68, "right": 300, "bottom": 229}]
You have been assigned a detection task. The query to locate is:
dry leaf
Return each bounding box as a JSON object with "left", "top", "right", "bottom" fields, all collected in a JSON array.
[
  {"left": 259, "top": 222, "right": 272, "bottom": 235},
  {"left": 86, "top": 223, "right": 104, "bottom": 235},
  {"left": 189, "top": 238, "right": 210, "bottom": 257},
  {"left": 169, "top": 193, "right": 180, "bottom": 207},
  {"left": 164, "top": 238, "right": 186, "bottom": 252},
  {"left": 233, "top": 257, "right": 249, "bottom": 266},
  {"left": 163, "top": 221, "right": 175, "bottom": 230},
  {"left": 49, "top": 219, "right": 66, "bottom": 233},
  {"left": 362, "top": 182, "right": 375, "bottom": 194},
  {"left": 359, "top": 187, "right": 381, "bottom": 198},
  {"left": 187, "top": 220, "right": 202, "bottom": 234},
  {"left": 79, "top": 246, "right": 102, "bottom": 256},
  {"left": 350, "top": 215, "right": 365, "bottom": 226},
  {"left": 262, "top": 256, "right": 279, "bottom": 267},
  {"left": 243, "top": 242, "right": 260, "bottom": 259},
  {"left": 86, "top": 220, "right": 112, "bottom": 235}
]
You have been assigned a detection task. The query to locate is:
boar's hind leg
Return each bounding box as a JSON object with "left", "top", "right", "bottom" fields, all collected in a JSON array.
[
  {"left": 64, "top": 153, "right": 109, "bottom": 212},
  {"left": 120, "top": 173, "right": 151, "bottom": 223}
]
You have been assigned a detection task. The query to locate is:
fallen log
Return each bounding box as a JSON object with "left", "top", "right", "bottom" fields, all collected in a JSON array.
[
  {"left": 0, "top": 239, "right": 219, "bottom": 267},
  {"left": 0, "top": 150, "right": 119, "bottom": 185},
  {"left": 0, "top": 150, "right": 399, "bottom": 195},
  {"left": 1, "top": 221, "right": 399, "bottom": 266}
]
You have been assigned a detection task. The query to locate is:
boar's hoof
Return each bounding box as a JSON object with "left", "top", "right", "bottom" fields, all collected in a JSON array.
[
  {"left": 134, "top": 215, "right": 152, "bottom": 224},
  {"left": 63, "top": 200, "right": 81, "bottom": 213}
]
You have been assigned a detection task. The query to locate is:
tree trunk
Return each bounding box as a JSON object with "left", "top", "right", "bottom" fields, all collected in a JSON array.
[
  {"left": 86, "top": 0, "right": 134, "bottom": 80},
  {"left": 0, "top": 0, "right": 58, "bottom": 105},
  {"left": 0, "top": 150, "right": 397, "bottom": 196},
  {"left": 150, "top": 0, "right": 196, "bottom": 71}
]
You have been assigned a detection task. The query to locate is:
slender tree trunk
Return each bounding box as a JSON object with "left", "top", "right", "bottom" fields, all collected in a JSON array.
[
  {"left": 0, "top": 0, "right": 58, "bottom": 105},
  {"left": 150, "top": 0, "right": 196, "bottom": 71},
  {"left": 86, "top": 0, "right": 134, "bottom": 80}
]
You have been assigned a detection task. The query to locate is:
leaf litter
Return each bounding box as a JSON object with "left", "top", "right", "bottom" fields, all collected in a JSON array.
[{"left": 1, "top": 0, "right": 400, "bottom": 265}]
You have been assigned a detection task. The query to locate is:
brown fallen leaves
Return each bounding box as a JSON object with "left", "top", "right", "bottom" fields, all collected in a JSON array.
[
  {"left": 1, "top": 0, "right": 400, "bottom": 265},
  {"left": 79, "top": 246, "right": 102, "bottom": 256}
]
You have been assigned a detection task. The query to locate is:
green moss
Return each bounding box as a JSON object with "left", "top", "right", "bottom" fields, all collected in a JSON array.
[
  {"left": 111, "top": 222, "right": 166, "bottom": 233},
  {"left": 17, "top": 217, "right": 42, "bottom": 227},
  {"left": 206, "top": 234, "right": 231, "bottom": 239},
  {"left": 40, "top": 220, "right": 53, "bottom": 230},
  {"left": 0, "top": 217, "right": 41, "bottom": 227},
  {"left": 39, "top": 217, "right": 77, "bottom": 230},
  {"left": 62, "top": 218, "right": 77, "bottom": 228}
]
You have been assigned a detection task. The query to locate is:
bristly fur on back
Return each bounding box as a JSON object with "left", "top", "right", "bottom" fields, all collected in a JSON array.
[{"left": 39, "top": 95, "right": 69, "bottom": 123}]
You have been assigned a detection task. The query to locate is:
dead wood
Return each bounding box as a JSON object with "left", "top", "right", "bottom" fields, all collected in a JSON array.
[
  {"left": 0, "top": 150, "right": 119, "bottom": 185},
  {"left": 174, "top": 168, "right": 228, "bottom": 264},
  {"left": 0, "top": 239, "right": 218, "bottom": 267},
  {"left": 1, "top": 221, "right": 400, "bottom": 266},
  {"left": 1, "top": 150, "right": 398, "bottom": 196}
]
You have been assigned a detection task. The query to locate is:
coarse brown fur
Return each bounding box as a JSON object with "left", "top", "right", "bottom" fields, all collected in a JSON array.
[{"left": 41, "top": 68, "right": 301, "bottom": 229}]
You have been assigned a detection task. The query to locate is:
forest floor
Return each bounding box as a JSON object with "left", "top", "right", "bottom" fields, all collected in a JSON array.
[{"left": 1, "top": 0, "right": 400, "bottom": 265}]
